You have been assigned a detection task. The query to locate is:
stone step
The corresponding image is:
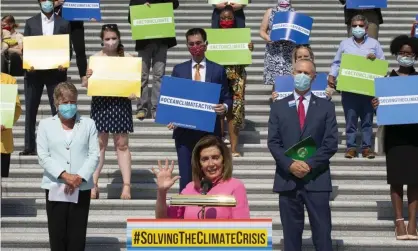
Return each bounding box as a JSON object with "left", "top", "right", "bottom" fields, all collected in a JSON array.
[
  {"left": 1, "top": 232, "right": 418, "bottom": 251},
  {"left": 0, "top": 182, "right": 399, "bottom": 201},
  {"left": 2, "top": 199, "right": 413, "bottom": 220}
]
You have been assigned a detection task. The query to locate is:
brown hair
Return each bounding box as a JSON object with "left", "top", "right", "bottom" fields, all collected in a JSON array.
[
  {"left": 292, "top": 45, "right": 315, "bottom": 65},
  {"left": 53, "top": 82, "right": 78, "bottom": 107},
  {"left": 1, "top": 15, "right": 18, "bottom": 28},
  {"left": 191, "top": 135, "right": 233, "bottom": 187},
  {"left": 100, "top": 24, "right": 125, "bottom": 57}
]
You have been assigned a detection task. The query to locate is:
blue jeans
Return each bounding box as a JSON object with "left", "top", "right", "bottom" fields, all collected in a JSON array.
[{"left": 341, "top": 92, "right": 374, "bottom": 149}]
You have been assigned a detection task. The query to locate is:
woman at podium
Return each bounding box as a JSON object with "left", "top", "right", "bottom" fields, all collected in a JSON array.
[{"left": 152, "top": 135, "right": 250, "bottom": 219}]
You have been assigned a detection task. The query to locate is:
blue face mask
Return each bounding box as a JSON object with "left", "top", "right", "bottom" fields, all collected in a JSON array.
[
  {"left": 294, "top": 73, "right": 312, "bottom": 91},
  {"left": 59, "top": 104, "right": 77, "bottom": 119},
  {"left": 397, "top": 55, "right": 415, "bottom": 67},
  {"left": 352, "top": 26, "right": 366, "bottom": 39},
  {"left": 41, "top": 1, "right": 54, "bottom": 13}
]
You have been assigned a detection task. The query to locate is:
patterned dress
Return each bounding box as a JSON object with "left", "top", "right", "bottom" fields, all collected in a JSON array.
[
  {"left": 225, "top": 66, "right": 246, "bottom": 130},
  {"left": 263, "top": 8, "right": 296, "bottom": 85},
  {"left": 90, "top": 51, "right": 134, "bottom": 134}
]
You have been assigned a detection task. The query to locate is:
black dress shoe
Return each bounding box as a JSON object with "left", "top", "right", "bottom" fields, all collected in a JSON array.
[{"left": 19, "top": 150, "right": 37, "bottom": 156}]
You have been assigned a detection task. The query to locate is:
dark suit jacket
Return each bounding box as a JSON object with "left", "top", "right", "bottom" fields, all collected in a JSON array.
[
  {"left": 128, "top": 0, "right": 179, "bottom": 51},
  {"left": 339, "top": 0, "right": 383, "bottom": 25},
  {"left": 268, "top": 93, "right": 338, "bottom": 193},
  {"left": 23, "top": 13, "right": 71, "bottom": 73},
  {"left": 171, "top": 59, "right": 232, "bottom": 143}
]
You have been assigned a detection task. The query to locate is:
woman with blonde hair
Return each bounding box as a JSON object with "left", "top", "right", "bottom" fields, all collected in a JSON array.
[
  {"left": 37, "top": 82, "right": 99, "bottom": 251},
  {"left": 153, "top": 135, "right": 250, "bottom": 219},
  {"left": 85, "top": 24, "right": 137, "bottom": 199}
]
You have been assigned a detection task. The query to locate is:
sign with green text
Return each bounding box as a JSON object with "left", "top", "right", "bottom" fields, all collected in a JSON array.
[
  {"left": 336, "top": 53, "right": 388, "bottom": 96},
  {"left": 0, "top": 84, "right": 18, "bottom": 128},
  {"left": 129, "top": 3, "right": 175, "bottom": 40},
  {"left": 208, "top": 0, "right": 249, "bottom": 4},
  {"left": 205, "top": 28, "right": 252, "bottom": 65}
]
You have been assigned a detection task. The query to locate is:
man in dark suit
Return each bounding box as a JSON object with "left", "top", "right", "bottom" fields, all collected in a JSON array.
[
  {"left": 338, "top": 0, "right": 383, "bottom": 40},
  {"left": 268, "top": 59, "right": 338, "bottom": 251},
  {"left": 128, "top": 0, "right": 179, "bottom": 120},
  {"left": 20, "top": 0, "right": 70, "bottom": 155},
  {"left": 168, "top": 28, "right": 232, "bottom": 192}
]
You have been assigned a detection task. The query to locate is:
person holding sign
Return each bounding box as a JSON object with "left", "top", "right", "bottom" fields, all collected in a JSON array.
[
  {"left": 54, "top": 0, "right": 88, "bottom": 87},
  {"left": 260, "top": 0, "right": 295, "bottom": 86},
  {"left": 1, "top": 73, "right": 21, "bottom": 177},
  {"left": 411, "top": 20, "right": 418, "bottom": 38},
  {"left": 128, "top": 0, "right": 179, "bottom": 120},
  {"left": 371, "top": 35, "right": 418, "bottom": 240},
  {"left": 268, "top": 59, "right": 338, "bottom": 251},
  {"left": 211, "top": 1, "right": 248, "bottom": 29},
  {"left": 271, "top": 45, "right": 314, "bottom": 101},
  {"left": 37, "top": 82, "right": 99, "bottom": 251},
  {"left": 20, "top": 0, "right": 71, "bottom": 156},
  {"left": 168, "top": 28, "right": 232, "bottom": 192},
  {"left": 338, "top": 0, "right": 383, "bottom": 40},
  {"left": 328, "top": 14, "right": 384, "bottom": 159},
  {"left": 153, "top": 135, "right": 250, "bottom": 219},
  {"left": 85, "top": 24, "right": 136, "bottom": 200},
  {"left": 217, "top": 5, "right": 254, "bottom": 157},
  {"left": 1, "top": 15, "right": 24, "bottom": 76}
]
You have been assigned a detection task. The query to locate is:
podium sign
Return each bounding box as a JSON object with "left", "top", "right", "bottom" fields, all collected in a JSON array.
[{"left": 126, "top": 219, "right": 273, "bottom": 250}]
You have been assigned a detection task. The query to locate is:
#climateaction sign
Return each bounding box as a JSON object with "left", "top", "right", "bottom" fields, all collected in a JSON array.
[
  {"left": 130, "top": 3, "right": 176, "bottom": 40},
  {"left": 270, "top": 12, "right": 313, "bottom": 44},
  {"left": 62, "top": 0, "right": 102, "bottom": 21},
  {"left": 205, "top": 28, "right": 252, "bottom": 65},
  {"left": 336, "top": 53, "right": 388, "bottom": 96}
]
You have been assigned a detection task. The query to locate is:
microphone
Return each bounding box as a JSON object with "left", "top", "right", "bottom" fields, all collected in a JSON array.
[{"left": 200, "top": 178, "right": 213, "bottom": 195}]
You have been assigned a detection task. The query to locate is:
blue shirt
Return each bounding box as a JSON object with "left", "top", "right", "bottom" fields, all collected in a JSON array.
[{"left": 329, "top": 36, "right": 385, "bottom": 77}]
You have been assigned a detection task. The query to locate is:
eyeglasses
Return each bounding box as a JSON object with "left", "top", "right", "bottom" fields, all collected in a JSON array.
[
  {"left": 187, "top": 41, "right": 206, "bottom": 47},
  {"left": 101, "top": 24, "right": 118, "bottom": 30}
]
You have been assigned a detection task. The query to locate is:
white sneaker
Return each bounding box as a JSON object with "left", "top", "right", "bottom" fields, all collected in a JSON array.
[{"left": 222, "top": 137, "right": 230, "bottom": 144}]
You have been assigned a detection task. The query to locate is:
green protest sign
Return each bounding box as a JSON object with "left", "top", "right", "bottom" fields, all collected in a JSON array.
[
  {"left": 205, "top": 28, "right": 252, "bottom": 66},
  {"left": 0, "top": 84, "right": 18, "bottom": 128},
  {"left": 208, "top": 0, "right": 249, "bottom": 4},
  {"left": 336, "top": 53, "right": 388, "bottom": 96},
  {"left": 129, "top": 3, "right": 176, "bottom": 40},
  {"left": 285, "top": 136, "right": 328, "bottom": 182}
]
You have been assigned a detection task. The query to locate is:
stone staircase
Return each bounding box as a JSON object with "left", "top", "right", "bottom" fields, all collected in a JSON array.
[{"left": 1, "top": 0, "right": 418, "bottom": 250}]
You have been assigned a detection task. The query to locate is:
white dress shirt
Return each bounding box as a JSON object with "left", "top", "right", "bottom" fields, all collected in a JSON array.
[
  {"left": 41, "top": 12, "right": 55, "bottom": 36},
  {"left": 191, "top": 57, "right": 228, "bottom": 113},
  {"left": 293, "top": 90, "right": 311, "bottom": 116},
  {"left": 191, "top": 58, "right": 206, "bottom": 82}
]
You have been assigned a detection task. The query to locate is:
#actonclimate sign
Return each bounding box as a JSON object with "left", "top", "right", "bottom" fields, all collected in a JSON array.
[{"left": 126, "top": 219, "right": 273, "bottom": 250}]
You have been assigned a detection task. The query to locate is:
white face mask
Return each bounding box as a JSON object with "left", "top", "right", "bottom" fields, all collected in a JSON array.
[{"left": 103, "top": 39, "right": 119, "bottom": 51}]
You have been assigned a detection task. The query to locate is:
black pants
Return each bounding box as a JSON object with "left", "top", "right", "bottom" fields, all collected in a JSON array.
[
  {"left": 70, "top": 21, "right": 87, "bottom": 78},
  {"left": 24, "top": 70, "right": 67, "bottom": 152},
  {"left": 1, "top": 52, "right": 24, "bottom": 76},
  {"left": 1, "top": 153, "right": 11, "bottom": 177},
  {"left": 45, "top": 189, "right": 91, "bottom": 251}
]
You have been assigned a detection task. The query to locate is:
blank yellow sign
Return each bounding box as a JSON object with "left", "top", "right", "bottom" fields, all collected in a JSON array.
[
  {"left": 22, "top": 34, "right": 70, "bottom": 70},
  {"left": 87, "top": 56, "right": 142, "bottom": 98}
]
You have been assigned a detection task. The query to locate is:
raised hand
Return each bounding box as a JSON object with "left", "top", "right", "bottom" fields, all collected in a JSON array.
[{"left": 151, "top": 159, "right": 180, "bottom": 192}]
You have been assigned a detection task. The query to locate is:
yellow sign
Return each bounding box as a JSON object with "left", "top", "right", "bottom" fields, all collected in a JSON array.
[
  {"left": 131, "top": 229, "right": 268, "bottom": 247},
  {"left": 22, "top": 34, "right": 70, "bottom": 70},
  {"left": 87, "top": 56, "right": 142, "bottom": 98}
]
